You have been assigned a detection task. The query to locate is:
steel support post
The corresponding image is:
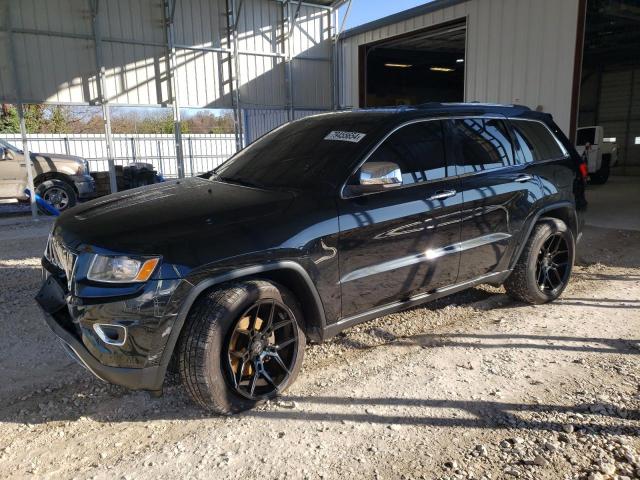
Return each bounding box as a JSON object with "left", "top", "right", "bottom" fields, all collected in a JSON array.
[
  {"left": 101, "top": 102, "right": 117, "bottom": 192},
  {"left": 229, "top": 0, "right": 244, "bottom": 151},
  {"left": 164, "top": 0, "right": 186, "bottom": 178},
  {"left": 7, "top": 2, "right": 37, "bottom": 218},
  {"left": 623, "top": 68, "right": 635, "bottom": 176},
  {"left": 284, "top": 1, "right": 297, "bottom": 121},
  {"left": 17, "top": 104, "right": 38, "bottom": 218},
  {"left": 334, "top": 0, "right": 352, "bottom": 110},
  {"left": 91, "top": 0, "right": 118, "bottom": 193}
]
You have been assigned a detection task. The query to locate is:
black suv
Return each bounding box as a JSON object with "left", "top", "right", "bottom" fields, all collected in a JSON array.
[{"left": 37, "top": 104, "right": 586, "bottom": 414}]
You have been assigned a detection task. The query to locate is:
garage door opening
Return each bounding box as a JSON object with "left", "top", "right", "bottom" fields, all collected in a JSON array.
[
  {"left": 578, "top": 0, "right": 640, "bottom": 176},
  {"left": 359, "top": 20, "right": 466, "bottom": 108}
]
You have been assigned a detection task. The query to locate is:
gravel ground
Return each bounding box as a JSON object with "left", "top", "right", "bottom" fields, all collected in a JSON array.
[{"left": 0, "top": 217, "right": 638, "bottom": 480}]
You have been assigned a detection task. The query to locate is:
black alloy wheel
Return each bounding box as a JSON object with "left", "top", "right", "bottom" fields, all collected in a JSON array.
[
  {"left": 504, "top": 218, "right": 575, "bottom": 304},
  {"left": 178, "top": 280, "right": 305, "bottom": 414},
  {"left": 225, "top": 299, "right": 300, "bottom": 400},
  {"left": 535, "top": 232, "right": 570, "bottom": 294}
]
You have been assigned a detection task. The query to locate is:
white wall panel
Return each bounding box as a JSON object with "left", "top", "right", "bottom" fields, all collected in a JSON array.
[
  {"left": 0, "top": 0, "right": 333, "bottom": 111},
  {"left": 13, "top": 33, "right": 99, "bottom": 104},
  {"left": 13, "top": 0, "right": 92, "bottom": 36},
  {"left": 100, "top": 0, "right": 165, "bottom": 44},
  {"left": 239, "top": 54, "right": 286, "bottom": 107},
  {"left": 174, "top": 0, "right": 227, "bottom": 49},
  {"left": 339, "top": 0, "right": 580, "bottom": 134},
  {"left": 0, "top": 31, "right": 16, "bottom": 102},
  {"left": 290, "top": 5, "right": 331, "bottom": 58},
  {"left": 237, "top": 0, "right": 282, "bottom": 54},
  {"left": 292, "top": 58, "right": 331, "bottom": 108}
]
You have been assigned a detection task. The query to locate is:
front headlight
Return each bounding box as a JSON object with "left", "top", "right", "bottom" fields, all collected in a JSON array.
[{"left": 87, "top": 255, "right": 160, "bottom": 283}]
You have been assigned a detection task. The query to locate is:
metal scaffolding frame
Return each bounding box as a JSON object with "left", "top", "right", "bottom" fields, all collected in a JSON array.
[{"left": 1, "top": 0, "right": 339, "bottom": 217}]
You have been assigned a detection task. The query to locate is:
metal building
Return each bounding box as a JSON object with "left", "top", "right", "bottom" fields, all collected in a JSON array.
[
  {"left": 337, "top": 0, "right": 639, "bottom": 175},
  {"left": 337, "top": 0, "right": 583, "bottom": 136},
  {"left": 0, "top": 0, "right": 342, "bottom": 216}
]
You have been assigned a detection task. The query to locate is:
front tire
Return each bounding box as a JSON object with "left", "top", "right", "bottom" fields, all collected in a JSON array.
[
  {"left": 36, "top": 179, "right": 77, "bottom": 213},
  {"left": 177, "top": 280, "right": 306, "bottom": 414},
  {"left": 504, "top": 219, "right": 575, "bottom": 304}
]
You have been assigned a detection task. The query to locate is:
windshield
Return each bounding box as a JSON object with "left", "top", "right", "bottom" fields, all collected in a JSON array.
[{"left": 214, "top": 114, "right": 384, "bottom": 189}]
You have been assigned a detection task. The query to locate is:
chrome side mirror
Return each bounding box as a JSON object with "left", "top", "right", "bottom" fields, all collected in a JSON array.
[{"left": 356, "top": 161, "right": 402, "bottom": 191}]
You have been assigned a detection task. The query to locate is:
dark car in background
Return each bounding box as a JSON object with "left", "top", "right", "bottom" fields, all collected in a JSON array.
[{"left": 36, "top": 103, "right": 586, "bottom": 414}]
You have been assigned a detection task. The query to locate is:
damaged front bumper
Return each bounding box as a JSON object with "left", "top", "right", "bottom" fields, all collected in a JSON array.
[{"left": 35, "top": 269, "right": 184, "bottom": 392}]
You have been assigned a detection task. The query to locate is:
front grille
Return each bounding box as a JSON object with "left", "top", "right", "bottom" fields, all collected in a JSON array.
[{"left": 45, "top": 234, "right": 78, "bottom": 284}]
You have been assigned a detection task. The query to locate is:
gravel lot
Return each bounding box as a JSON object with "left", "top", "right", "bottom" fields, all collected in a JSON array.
[{"left": 0, "top": 215, "right": 638, "bottom": 480}]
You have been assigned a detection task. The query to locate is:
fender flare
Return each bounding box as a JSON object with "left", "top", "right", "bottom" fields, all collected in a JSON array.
[
  {"left": 156, "top": 261, "right": 327, "bottom": 375},
  {"left": 509, "top": 201, "right": 577, "bottom": 271}
]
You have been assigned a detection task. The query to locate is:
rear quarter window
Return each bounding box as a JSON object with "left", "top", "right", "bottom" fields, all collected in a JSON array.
[{"left": 510, "top": 120, "right": 567, "bottom": 163}]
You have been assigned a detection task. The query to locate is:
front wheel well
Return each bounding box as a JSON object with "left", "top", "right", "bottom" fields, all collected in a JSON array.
[
  {"left": 252, "top": 270, "right": 325, "bottom": 342},
  {"left": 34, "top": 172, "right": 78, "bottom": 194},
  {"left": 166, "top": 268, "right": 326, "bottom": 375}
]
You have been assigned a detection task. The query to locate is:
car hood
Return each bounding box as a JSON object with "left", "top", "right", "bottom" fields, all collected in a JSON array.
[
  {"left": 55, "top": 177, "right": 296, "bottom": 258},
  {"left": 32, "top": 153, "right": 84, "bottom": 165}
]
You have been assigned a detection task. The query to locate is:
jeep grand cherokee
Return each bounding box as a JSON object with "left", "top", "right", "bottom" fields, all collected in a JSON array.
[{"left": 36, "top": 104, "right": 586, "bottom": 414}]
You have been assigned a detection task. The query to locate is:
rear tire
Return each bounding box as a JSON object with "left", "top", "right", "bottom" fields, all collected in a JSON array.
[
  {"left": 36, "top": 179, "right": 77, "bottom": 213},
  {"left": 504, "top": 219, "right": 575, "bottom": 304},
  {"left": 589, "top": 155, "right": 610, "bottom": 185},
  {"left": 177, "top": 280, "right": 305, "bottom": 414}
]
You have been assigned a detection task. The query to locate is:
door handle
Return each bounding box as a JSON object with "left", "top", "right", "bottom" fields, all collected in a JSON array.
[
  {"left": 514, "top": 174, "right": 533, "bottom": 183},
  {"left": 427, "top": 189, "right": 457, "bottom": 201}
]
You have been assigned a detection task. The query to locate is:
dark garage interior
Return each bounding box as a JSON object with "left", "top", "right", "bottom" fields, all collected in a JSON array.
[
  {"left": 359, "top": 20, "right": 466, "bottom": 107},
  {"left": 579, "top": 0, "right": 640, "bottom": 175}
]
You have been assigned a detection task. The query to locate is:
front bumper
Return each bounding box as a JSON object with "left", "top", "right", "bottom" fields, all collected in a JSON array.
[
  {"left": 41, "top": 307, "right": 165, "bottom": 391},
  {"left": 70, "top": 174, "right": 97, "bottom": 199},
  {"left": 35, "top": 273, "right": 179, "bottom": 392}
]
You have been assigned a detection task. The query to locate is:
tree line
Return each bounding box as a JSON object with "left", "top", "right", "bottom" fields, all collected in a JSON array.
[{"left": 0, "top": 104, "right": 235, "bottom": 135}]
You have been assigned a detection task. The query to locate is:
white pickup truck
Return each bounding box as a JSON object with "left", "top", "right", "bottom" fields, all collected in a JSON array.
[{"left": 575, "top": 126, "right": 618, "bottom": 184}]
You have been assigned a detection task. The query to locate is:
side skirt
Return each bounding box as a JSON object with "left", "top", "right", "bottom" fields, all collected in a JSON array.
[{"left": 322, "top": 269, "right": 511, "bottom": 340}]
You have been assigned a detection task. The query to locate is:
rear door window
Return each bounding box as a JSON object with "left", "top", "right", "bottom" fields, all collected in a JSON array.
[
  {"left": 450, "top": 118, "right": 515, "bottom": 174},
  {"left": 510, "top": 120, "right": 567, "bottom": 163}
]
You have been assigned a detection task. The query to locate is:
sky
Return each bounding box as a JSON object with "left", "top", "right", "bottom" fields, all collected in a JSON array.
[{"left": 338, "top": 0, "right": 432, "bottom": 31}]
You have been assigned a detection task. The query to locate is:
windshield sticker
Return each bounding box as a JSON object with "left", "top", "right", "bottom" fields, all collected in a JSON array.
[{"left": 324, "top": 131, "right": 366, "bottom": 143}]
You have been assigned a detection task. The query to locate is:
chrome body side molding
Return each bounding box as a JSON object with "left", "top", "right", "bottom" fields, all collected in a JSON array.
[{"left": 340, "top": 233, "right": 511, "bottom": 283}]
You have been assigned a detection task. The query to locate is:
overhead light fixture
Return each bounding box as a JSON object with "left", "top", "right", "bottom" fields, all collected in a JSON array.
[
  {"left": 456, "top": 58, "right": 465, "bottom": 63},
  {"left": 385, "top": 63, "right": 412, "bottom": 68},
  {"left": 430, "top": 66, "right": 455, "bottom": 72}
]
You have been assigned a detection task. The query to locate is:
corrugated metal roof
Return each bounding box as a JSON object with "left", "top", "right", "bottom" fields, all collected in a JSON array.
[{"left": 340, "top": 0, "right": 468, "bottom": 39}]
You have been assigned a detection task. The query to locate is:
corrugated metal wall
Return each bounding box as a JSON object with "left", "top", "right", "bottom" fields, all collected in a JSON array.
[
  {"left": 0, "top": 0, "right": 333, "bottom": 110},
  {"left": 338, "top": 0, "right": 580, "bottom": 135},
  {"left": 597, "top": 68, "right": 640, "bottom": 174}
]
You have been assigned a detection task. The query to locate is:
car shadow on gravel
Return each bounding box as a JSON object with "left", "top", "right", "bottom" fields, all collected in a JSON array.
[
  {"left": 1, "top": 326, "right": 638, "bottom": 429},
  {"left": 245, "top": 395, "right": 640, "bottom": 437},
  {"left": 1, "top": 377, "right": 638, "bottom": 438},
  {"left": 396, "top": 332, "right": 640, "bottom": 355}
]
